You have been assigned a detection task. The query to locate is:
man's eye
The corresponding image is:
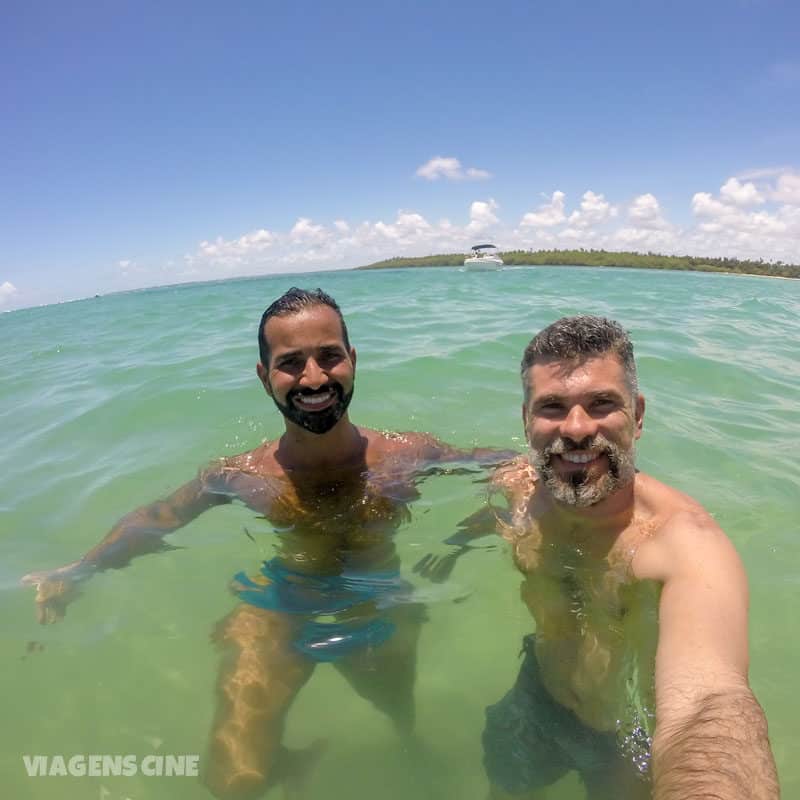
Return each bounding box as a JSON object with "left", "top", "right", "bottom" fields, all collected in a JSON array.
[
  {"left": 538, "top": 403, "right": 563, "bottom": 413},
  {"left": 318, "top": 351, "right": 343, "bottom": 365}
]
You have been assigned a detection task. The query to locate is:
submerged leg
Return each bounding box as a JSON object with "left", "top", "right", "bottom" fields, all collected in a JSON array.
[
  {"left": 203, "top": 604, "right": 316, "bottom": 800},
  {"left": 333, "top": 604, "right": 426, "bottom": 735}
]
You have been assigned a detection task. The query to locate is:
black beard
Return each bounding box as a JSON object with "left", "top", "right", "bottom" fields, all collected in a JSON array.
[
  {"left": 530, "top": 433, "right": 635, "bottom": 508},
  {"left": 271, "top": 382, "right": 353, "bottom": 435}
]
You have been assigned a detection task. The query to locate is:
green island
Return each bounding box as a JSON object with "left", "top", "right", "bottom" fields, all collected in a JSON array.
[{"left": 356, "top": 249, "right": 800, "bottom": 279}]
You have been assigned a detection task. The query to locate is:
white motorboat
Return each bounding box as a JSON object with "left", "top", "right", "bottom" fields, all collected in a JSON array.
[{"left": 464, "top": 244, "right": 503, "bottom": 270}]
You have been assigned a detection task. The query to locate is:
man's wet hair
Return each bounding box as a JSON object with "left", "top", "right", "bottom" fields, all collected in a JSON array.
[
  {"left": 258, "top": 287, "right": 351, "bottom": 365},
  {"left": 521, "top": 315, "right": 638, "bottom": 398}
]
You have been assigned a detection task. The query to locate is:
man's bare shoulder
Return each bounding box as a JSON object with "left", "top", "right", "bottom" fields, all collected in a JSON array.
[
  {"left": 632, "top": 473, "right": 737, "bottom": 583},
  {"left": 201, "top": 442, "right": 283, "bottom": 485},
  {"left": 359, "top": 428, "right": 449, "bottom": 463}
]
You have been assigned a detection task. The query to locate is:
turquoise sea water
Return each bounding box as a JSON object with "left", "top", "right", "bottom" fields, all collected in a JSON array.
[{"left": 2, "top": 265, "right": 798, "bottom": 799}]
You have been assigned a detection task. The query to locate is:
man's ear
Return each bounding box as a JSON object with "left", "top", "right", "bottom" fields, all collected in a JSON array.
[
  {"left": 634, "top": 393, "right": 645, "bottom": 439},
  {"left": 349, "top": 346, "right": 357, "bottom": 369},
  {"left": 256, "top": 362, "right": 272, "bottom": 396}
]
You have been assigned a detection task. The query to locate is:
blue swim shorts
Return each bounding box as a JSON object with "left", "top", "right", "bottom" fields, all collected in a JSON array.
[{"left": 234, "top": 559, "right": 411, "bottom": 662}]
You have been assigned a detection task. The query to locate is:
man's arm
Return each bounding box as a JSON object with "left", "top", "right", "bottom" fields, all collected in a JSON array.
[
  {"left": 413, "top": 455, "right": 531, "bottom": 582},
  {"left": 407, "top": 431, "right": 519, "bottom": 471},
  {"left": 636, "top": 511, "right": 779, "bottom": 800},
  {"left": 22, "top": 467, "right": 232, "bottom": 623}
]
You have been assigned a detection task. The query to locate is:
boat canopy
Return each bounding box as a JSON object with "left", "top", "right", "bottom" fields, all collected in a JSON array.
[{"left": 471, "top": 243, "right": 498, "bottom": 250}]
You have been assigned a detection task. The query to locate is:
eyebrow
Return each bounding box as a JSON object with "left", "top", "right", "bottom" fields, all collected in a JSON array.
[
  {"left": 273, "top": 343, "right": 345, "bottom": 361},
  {"left": 532, "top": 389, "right": 625, "bottom": 405}
]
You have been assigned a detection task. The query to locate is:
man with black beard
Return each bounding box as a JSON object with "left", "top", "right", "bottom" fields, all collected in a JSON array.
[
  {"left": 480, "top": 316, "right": 778, "bottom": 800},
  {"left": 22, "top": 287, "right": 512, "bottom": 800}
]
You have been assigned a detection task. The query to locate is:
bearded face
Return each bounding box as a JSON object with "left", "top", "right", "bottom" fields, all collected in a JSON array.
[
  {"left": 523, "top": 355, "right": 644, "bottom": 509},
  {"left": 529, "top": 432, "right": 636, "bottom": 508},
  {"left": 270, "top": 382, "right": 354, "bottom": 435}
]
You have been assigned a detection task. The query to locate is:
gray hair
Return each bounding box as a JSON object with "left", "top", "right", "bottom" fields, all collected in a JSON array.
[{"left": 521, "top": 315, "right": 638, "bottom": 398}]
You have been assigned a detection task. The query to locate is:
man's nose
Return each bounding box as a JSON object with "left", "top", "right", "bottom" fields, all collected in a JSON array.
[
  {"left": 300, "top": 357, "right": 326, "bottom": 389},
  {"left": 560, "top": 404, "right": 597, "bottom": 444}
]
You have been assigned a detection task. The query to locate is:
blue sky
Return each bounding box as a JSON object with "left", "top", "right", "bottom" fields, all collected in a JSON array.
[{"left": 2, "top": 0, "right": 799, "bottom": 310}]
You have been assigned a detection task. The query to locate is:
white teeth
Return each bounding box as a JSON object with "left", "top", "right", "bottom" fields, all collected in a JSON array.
[
  {"left": 561, "top": 452, "right": 598, "bottom": 464},
  {"left": 296, "top": 391, "right": 332, "bottom": 406}
]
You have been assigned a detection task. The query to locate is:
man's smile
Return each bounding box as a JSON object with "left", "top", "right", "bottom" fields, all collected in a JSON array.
[
  {"left": 292, "top": 388, "right": 336, "bottom": 411},
  {"left": 558, "top": 451, "right": 603, "bottom": 465}
]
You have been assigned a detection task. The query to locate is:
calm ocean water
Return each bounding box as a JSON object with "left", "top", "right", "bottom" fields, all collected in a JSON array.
[{"left": 2, "top": 265, "right": 798, "bottom": 799}]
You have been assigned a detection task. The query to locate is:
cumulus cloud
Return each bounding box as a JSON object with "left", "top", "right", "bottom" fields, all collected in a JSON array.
[
  {"left": 415, "top": 156, "right": 491, "bottom": 181},
  {"left": 568, "top": 190, "right": 617, "bottom": 228},
  {"left": 691, "top": 192, "right": 786, "bottom": 235},
  {"left": 178, "top": 167, "right": 799, "bottom": 285},
  {"left": 374, "top": 211, "right": 432, "bottom": 241},
  {"left": 720, "top": 177, "right": 764, "bottom": 206},
  {"left": 520, "top": 191, "right": 566, "bottom": 227},
  {"left": 290, "top": 217, "right": 330, "bottom": 243},
  {"left": 467, "top": 199, "right": 499, "bottom": 233},
  {"left": 196, "top": 227, "right": 275, "bottom": 266},
  {"left": 0, "top": 281, "right": 17, "bottom": 306},
  {"left": 684, "top": 170, "right": 800, "bottom": 262},
  {"left": 772, "top": 172, "right": 800, "bottom": 205},
  {"left": 628, "top": 193, "right": 670, "bottom": 229}
]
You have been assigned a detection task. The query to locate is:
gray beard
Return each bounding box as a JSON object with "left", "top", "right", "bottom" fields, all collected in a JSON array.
[{"left": 530, "top": 433, "right": 636, "bottom": 508}]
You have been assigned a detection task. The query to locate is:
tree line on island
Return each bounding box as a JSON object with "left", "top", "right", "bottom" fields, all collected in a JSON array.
[{"left": 355, "top": 249, "right": 800, "bottom": 279}]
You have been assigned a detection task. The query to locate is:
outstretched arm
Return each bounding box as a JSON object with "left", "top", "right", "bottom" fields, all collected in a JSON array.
[
  {"left": 413, "top": 456, "right": 532, "bottom": 582},
  {"left": 407, "top": 431, "right": 519, "bottom": 472},
  {"left": 22, "top": 467, "right": 232, "bottom": 623},
  {"left": 637, "top": 512, "right": 779, "bottom": 800}
]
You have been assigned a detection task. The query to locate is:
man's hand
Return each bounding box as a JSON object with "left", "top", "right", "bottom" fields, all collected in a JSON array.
[
  {"left": 413, "top": 546, "right": 471, "bottom": 583},
  {"left": 21, "top": 562, "right": 82, "bottom": 624}
]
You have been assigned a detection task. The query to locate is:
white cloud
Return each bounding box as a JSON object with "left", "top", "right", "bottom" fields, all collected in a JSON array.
[
  {"left": 520, "top": 191, "right": 566, "bottom": 227},
  {"left": 691, "top": 192, "right": 729, "bottom": 218},
  {"left": 290, "top": 218, "right": 328, "bottom": 243},
  {"left": 684, "top": 172, "right": 800, "bottom": 262},
  {"left": 720, "top": 177, "right": 764, "bottom": 207},
  {"left": 374, "top": 211, "right": 432, "bottom": 241},
  {"left": 692, "top": 191, "right": 787, "bottom": 235},
  {"left": 415, "top": 156, "right": 491, "bottom": 181},
  {"left": 628, "top": 193, "right": 670, "bottom": 229},
  {"left": 118, "top": 259, "right": 132, "bottom": 269},
  {"left": 568, "top": 190, "right": 617, "bottom": 228},
  {"left": 177, "top": 168, "right": 799, "bottom": 285},
  {"left": 0, "top": 281, "right": 17, "bottom": 306},
  {"left": 737, "top": 166, "right": 792, "bottom": 181},
  {"left": 467, "top": 199, "right": 499, "bottom": 233},
  {"left": 197, "top": 227, "right": 275, "bottom": 266},
  {"left": 772, "top": 172, "right": 800, "bottom": 205}
]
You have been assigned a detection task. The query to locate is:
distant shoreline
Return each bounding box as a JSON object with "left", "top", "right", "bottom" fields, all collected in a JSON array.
[{"left": 355, "top": 249, "right": 800, "bottom": 280}]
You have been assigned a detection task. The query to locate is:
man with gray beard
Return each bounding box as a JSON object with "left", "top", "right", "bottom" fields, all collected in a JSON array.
[{"left": 480, "top": 316, "right": 778, "bottom": 799}]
